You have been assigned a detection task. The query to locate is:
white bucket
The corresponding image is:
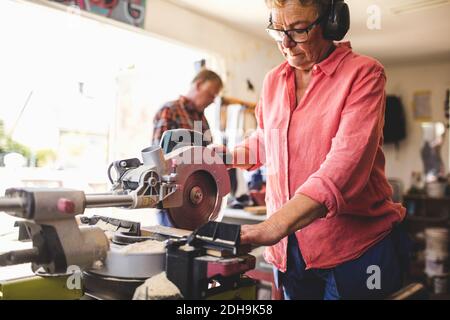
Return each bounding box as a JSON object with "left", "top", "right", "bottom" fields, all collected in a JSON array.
[
  {"left": 433, "top": 276, "right": 449, "bottom": 295},
  {"left": 426, "top": 228, "right": 449, "bottom": 254},
  {"left": 425, "top": 228, "right": 449, "bottom": 277},
  {"left": 425, "top": 255, "right": 449, "bottom": 277},
  {"left": 426, "top": 182, "right": 447, "bottom": 198}
]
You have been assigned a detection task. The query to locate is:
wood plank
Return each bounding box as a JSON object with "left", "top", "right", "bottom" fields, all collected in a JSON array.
[{"left": 244, "top": 206, "right": 266, "bottom": 215}]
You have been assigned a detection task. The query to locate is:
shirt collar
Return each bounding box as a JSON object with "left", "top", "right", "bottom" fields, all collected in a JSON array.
[
  {"left": 179, "top": 96, "right": 200, "bottom": 114},
  {"left": 282, "top": 41, "right": 353, "bottom": 77},
  {"left": 316, "top": 41, "right": 352, "bottom": 76}
]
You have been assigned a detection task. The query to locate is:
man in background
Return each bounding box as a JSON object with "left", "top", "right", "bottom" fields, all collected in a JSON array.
[{"left": 151, "top": 69, "right": 223, "bottom": 146}]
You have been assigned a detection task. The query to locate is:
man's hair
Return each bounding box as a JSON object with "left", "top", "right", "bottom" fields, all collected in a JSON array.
[
  {"left": 191, "top": 69, "right": 223, "bottom": 89},
  {"left": 265, "top": 0, "right": 331, "bottom": 17}
]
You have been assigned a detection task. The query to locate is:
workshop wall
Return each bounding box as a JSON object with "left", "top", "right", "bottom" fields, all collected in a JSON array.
[
  {"left": 144, "top": 0, "right": 282, "bottom": 103},
  {"left": 384, "top": 59, "right": 450, "bottom": 190}
]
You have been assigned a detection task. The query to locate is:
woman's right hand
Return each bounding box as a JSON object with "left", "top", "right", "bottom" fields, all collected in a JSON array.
[{"left": 207, "top": 144, "right": 233, "bottom": 168}]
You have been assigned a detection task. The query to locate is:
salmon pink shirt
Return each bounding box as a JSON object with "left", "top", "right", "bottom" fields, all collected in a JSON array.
[{"left": 239, "top": 42, "right": 406, "bottom": 271}]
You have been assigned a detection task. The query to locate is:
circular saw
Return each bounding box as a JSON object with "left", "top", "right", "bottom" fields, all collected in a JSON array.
[
  {"left": 106, "top": 129, "right": 231, "bottom": 231},
  {"left": 168, "top": 171, "right": 219, "bottom": 230}
]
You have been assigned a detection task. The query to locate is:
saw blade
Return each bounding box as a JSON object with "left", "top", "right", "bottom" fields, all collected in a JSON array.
[{"left": 168, "top": 171, "right": 219, "bottom": 231}]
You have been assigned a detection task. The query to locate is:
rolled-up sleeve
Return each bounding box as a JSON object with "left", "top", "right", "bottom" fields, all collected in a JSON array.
[{"left": 296, "top": 67, "right": 387, "bottom": 218}]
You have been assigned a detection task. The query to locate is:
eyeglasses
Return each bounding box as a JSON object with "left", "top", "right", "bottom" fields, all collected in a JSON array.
[{"left": 266, "top": 15, "right": 324, "bottom": 44}]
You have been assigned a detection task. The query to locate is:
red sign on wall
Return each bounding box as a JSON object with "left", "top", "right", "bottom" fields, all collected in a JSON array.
[{"left": 52, "top": 0, "right": 146, "bottom": 27}]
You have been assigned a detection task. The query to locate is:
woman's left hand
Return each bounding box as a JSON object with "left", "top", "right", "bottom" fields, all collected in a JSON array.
[
  {"left": 239, "top": 194, "right": 327, "bottom": 246},
  {"left": 240, "top": 219, "right": 287, "bottom": 246}
]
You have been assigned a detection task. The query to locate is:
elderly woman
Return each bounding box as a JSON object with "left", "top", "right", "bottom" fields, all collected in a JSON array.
[{"left": 228, "top": 0, "right": 410, "bottom": 299}]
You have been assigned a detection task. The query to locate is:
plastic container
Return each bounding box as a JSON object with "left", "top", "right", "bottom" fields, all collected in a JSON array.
[
  {"left": 426, "top": 182, "right": 447, "bottom": 198},
  {"left": 432, "top": 276, "right": 449, "bottom": 294},
  {"left": 426, "top": 228, "right": 449, "bottom": 254},
  {"left": 425, "top": 228, "right": 449, "bottom": 277}
]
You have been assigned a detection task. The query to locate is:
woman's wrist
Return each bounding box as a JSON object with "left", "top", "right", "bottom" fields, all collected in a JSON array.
[{"left": 230, "top": 146, "right": 254, "bottom": 170}]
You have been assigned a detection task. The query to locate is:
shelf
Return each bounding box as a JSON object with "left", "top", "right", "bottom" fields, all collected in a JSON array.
[{"left": 404, "top": 195, "right": 450, "bottom": 202}]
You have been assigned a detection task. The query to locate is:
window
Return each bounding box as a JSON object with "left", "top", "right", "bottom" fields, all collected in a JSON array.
[{"left": 0, "top": 0, "right": 218, "bottom": 228}]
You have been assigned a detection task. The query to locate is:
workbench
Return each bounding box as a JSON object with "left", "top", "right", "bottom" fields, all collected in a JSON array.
[{"left": 221, "top": 208, "right": 266, "bottom": 225}]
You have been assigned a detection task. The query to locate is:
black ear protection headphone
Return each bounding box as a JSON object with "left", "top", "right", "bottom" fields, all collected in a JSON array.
[{"left": 322, "top": 0, "right": 350, "bottom": 41}]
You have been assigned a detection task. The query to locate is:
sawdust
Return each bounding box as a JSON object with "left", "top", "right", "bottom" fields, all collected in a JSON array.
[
  {"left": 120, "top": 240, "right": 166, "bottom": 254},
  {"left": 91, "top": 260, "right": 104, "bottom": 270},
  {"left": 133, "top": 272, "right": 183, "bottom": 300}
]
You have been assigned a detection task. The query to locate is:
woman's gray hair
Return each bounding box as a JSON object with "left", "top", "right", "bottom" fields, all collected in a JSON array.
[{"left": 265, "top": 0, "right": 331, "bottom": 16}]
